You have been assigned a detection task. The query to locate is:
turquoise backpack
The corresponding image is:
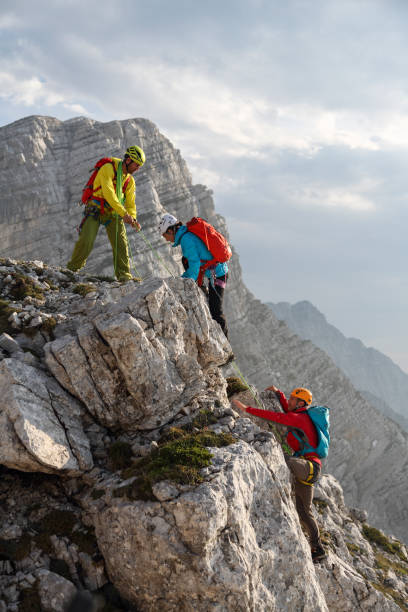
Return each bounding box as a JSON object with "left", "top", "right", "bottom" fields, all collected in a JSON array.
[{"left": 291, "top": 405, "right": 330, "bottom": 458}]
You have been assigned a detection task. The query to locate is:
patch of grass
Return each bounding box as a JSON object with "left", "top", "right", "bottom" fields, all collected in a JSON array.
[
  {"left": 346, "top": 541, "right": 364, "bottom": 556},
  {"left": 0, "top": 298, "right": 17, "bottom": 335},
  {"left": 18, "top": 582, "right": 42, "bottom": 612},
  {"left": 226, "top": 376, "right": 248, "bottom": 398},
  {"left": 158, "top": 427, "right": 187, "bottom": 445},
  {"left": 363, "top": 524, "right": 407, "bottom": 562},
  {"left": 0, "top": 533, "right": 32, "bottom": 562},
  {"left": 191, "top": 409, "right": 218, "bottom": 429},
  {"left": 371, "top": 581, "right": 408, "bottom": 611},
  {"left": 9, "top": 273, "right": 44, "bottom": 301},
  {"left": 375, "top": 552, "right": 408, "bottom": 576},
  {"left": 116, "top": 430, "right": 236, "bottom": 502},
  {"left": 108, "top": 441, "right": 134, "bottom": 471},
  {"left": 73, "top": 283, "right": 96, "bottom": 297},
  {"left": 320, "top": 530, "right": 335, "bottom": 551},
  {"left": 181, "top": 409, "right": 219, "bottom": 434},
  {"left": 313, "top": 498, "right": 329, "bottom": 514},
  {"left": 41, "top": 316, "right": 56, "bottom": 335}
]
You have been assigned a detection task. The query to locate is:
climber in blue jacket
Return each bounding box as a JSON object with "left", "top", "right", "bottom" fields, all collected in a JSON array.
[{"left": 159, "top": 213, "right": 229, "bottom": 337}]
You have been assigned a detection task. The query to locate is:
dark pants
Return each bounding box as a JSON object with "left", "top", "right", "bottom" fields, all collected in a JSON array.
[{"left": 208, "top": 275, "right": 228, "bottom": 338}]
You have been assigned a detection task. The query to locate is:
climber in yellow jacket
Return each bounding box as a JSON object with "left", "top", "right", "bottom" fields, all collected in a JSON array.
[{"left": 67, "top": 146, "right": 146, "bottom": 281}]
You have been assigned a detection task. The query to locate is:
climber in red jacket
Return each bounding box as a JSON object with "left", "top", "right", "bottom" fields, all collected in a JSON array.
[{"left": 232, "top": 386, "right": 326, "bottom": 562}]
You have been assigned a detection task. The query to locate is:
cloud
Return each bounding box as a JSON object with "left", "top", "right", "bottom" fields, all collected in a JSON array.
[
  {"left": 290, "top": 184, "right": 376, "bottom": 212},
  {"left": 0, "top": 71, "right": 88, "bottom": 114}
]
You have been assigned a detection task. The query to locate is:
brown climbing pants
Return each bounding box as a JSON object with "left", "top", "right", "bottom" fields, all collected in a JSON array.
[{"left": 287, "top": 456, "right": 322, "bottom": 549}]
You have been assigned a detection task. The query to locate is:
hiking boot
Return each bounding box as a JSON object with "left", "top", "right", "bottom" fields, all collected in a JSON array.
[{"left": 311, "top": 545, "right": 326, "bottom": 563}]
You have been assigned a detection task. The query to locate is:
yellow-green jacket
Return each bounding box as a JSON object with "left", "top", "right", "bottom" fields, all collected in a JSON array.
[{"left": 92, "top": 158, "right": 136, "bottom": 218}]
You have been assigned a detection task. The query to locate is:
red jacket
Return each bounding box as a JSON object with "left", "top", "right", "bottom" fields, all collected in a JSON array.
[{"left": 245, "top": 389, "right": 321, "bottom": 465}]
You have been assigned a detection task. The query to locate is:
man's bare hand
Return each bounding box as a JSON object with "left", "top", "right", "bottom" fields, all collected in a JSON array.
[
  {"left": 265, "top": 385, "right": 278, "bottom": 393},
  {"left": 123, "top": 215, "right": 141, "bottom": 230},
  {"left": 123, "top": 213, "right": 134, "bottom": 225},
  {"left": 232, "top": 399, "right": 247, "bottom": 412}
]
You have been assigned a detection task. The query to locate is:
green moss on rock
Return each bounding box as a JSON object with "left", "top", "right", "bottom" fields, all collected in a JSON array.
[
  {"left": 226, "top": 376, "right": 249, "bottom": 397},
  {"left": 371, "top": 580, "right": 408, "bottom": 610},
  {"left": 363, "top": 524, "right": 407, "bottom": 562},
  {"left": 9, "top": 273, "right": 45, "bottom": 301},
  {"left": 375, "top": 552, "right": 408, "bottom": 576},
  {"left": 41, "top": 316, "right": 57, "bottom": 335},
  {"left": 158, "top": 427, "right": 187, "bottom": 445},
  {"left": 191, "top": 409, "right": 218, "bottom": 429},
  {"left": 313, "top": 498, "right": 329, "bottom": 514},
  {"left": 346, "top": 541, "right": 363, "bottom": 556},
  {"left": 117, "top": 430, "right": 236, "bottom": 501},
  {"left": 0, "top": 298, "right": 17, "bottom": 335},
  {"left": 73, "top": 283, "right": 96, "bottom": 297}
]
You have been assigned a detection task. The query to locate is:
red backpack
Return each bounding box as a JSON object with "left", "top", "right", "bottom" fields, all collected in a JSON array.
[
  {"left": 186, "top": 217, "right": 232, "bottom": 284},
  {"left": 81, "top": 157, "right": 130, "bottom": 214}
]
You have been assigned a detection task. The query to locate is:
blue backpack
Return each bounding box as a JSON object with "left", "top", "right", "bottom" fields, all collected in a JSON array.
[{"left": 291, "top": 405, "right": 330, "bottom": 458}]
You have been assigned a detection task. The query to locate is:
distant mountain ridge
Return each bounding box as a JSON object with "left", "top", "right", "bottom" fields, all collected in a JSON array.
[{"left": 268, "top": 300, "right": 408, "bottom": 429}]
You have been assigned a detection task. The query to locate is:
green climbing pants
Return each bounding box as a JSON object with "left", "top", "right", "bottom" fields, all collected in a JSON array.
[{"left": 67, "top": 212, "right": 132, "bottom": 281}]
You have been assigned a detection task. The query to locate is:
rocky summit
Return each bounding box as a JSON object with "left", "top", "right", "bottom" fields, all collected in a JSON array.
[{"left": 0, "top": 258, "right": 406, "bottom": 611}]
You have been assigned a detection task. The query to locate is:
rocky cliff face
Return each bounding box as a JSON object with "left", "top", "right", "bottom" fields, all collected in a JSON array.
[
  {"left": 268, "top": 300, "right": 408, "bottom": 427},
  {"left": 1, "top": 115, "right": 408, "bottom": 546},
  {"left": 0, "top": 259, "right": 407, "bottom": 611}
]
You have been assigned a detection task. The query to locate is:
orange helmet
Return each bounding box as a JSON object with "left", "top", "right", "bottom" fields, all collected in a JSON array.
[{"left": 290, "top": 387, "right": 312, "bottom": 406}]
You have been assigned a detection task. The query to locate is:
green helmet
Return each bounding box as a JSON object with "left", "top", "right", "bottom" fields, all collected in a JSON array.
[{"left": 125, "top": 145, "right": 146, "bottom": 167}]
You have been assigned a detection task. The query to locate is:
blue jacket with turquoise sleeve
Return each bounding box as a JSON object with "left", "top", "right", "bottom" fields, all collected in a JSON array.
[{"left": 173, "top": 225, "right": 228, "bottom": 282}]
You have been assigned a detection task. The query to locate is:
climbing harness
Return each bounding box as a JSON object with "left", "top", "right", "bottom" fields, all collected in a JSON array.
[{"left": 297, "top": 459, "right": 320, "bottom": 486}]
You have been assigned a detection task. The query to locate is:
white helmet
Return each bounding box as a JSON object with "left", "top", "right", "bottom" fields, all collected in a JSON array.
[{"left": 159, "top": 213, "right": 178, "bottom": 234}]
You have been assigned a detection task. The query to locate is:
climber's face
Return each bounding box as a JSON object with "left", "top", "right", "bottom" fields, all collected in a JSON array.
[
  {"left": 162, "top": 229, "right": 175, "bottom": 243},
  {"left": 288, "top": 395, "right": 305, "bottom": 411}
]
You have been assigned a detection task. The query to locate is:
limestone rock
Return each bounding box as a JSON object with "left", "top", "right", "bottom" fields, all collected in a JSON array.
[
  {"left": 0, "top": 358, "right": 92, "bottom": 474},
  {"left": 45, "top": 277, "right": 232, "bottom": 431},
  {"left": 35, "top": 569, "right": 77, "bottom": 612},
  {"left": 93, "top": 439, "right": 327, "bottom": 612}
]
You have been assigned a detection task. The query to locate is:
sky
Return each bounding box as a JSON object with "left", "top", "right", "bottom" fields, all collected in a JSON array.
[{"left": 1, "top": 0, "right": 408, "bottom": 372}]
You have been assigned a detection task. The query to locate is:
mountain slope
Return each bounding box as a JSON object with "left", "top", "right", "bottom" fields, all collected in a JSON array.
[{"left": 0, "top": 115, "right": 407, "bottom": 544}]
